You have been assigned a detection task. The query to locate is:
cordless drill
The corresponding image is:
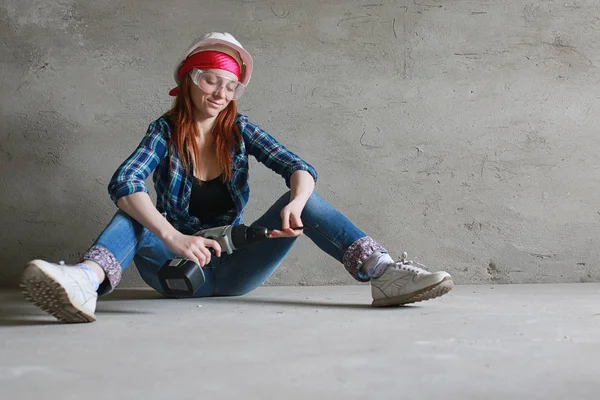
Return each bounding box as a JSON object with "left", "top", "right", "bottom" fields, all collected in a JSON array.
[{"left": 158, "top": 224, "right": 270, "bottom": 297}]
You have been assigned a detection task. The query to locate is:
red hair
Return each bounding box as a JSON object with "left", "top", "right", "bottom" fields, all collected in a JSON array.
[{"left": 165, "top": 74, "right": 241, "bottom": 182}]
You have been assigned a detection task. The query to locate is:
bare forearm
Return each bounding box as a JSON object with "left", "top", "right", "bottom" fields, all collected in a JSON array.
[
  {"left": 116, "top": 192, "right": 178, "bottom": 241},
  {"left": 290, "top": 170, "right": 315, "bottom": 204}
]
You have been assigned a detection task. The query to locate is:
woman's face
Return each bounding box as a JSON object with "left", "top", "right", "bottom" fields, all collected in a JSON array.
[{"left": 189, "top": 68, "right": 239, "bottom": 119}]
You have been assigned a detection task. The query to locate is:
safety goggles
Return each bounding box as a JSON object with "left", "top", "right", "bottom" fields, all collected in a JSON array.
[{"left": 189, "top": 69, "right": 246, "bottom": 100}]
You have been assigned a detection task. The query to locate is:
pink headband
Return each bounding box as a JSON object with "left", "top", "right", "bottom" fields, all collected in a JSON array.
[{"left": 169, "top": 50, "right": 241, "bottom": 96}]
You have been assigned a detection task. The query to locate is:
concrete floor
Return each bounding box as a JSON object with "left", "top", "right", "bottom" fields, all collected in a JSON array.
[{"left": 1, "top": 283, "right": 599, "bottom": 399}]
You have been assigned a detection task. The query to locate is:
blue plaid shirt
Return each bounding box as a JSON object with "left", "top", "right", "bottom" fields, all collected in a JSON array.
[{"left": 108, "top": 114, "right": 317, "bottom": 234}]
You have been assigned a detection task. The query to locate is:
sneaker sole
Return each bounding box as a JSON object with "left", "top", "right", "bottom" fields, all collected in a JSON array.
[
  {"left": 20, "top": 263, "right": 96, "bottom": 323},
  {"left": 371, "top": 276, "right": 454, "bottom": 307}
]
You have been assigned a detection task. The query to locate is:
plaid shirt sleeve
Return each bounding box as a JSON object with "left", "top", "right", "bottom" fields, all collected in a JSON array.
[
  {"left": 241, "top": 118, "right": 318, "bottom": 187},
  {"left": 108, "top": 118, "right": 170, "bottom": 204}
]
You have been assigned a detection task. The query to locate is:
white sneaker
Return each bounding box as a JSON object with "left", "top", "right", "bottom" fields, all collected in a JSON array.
[
  {"left": 371, "top": 252, "right": 453, "bottom": 307},
  {"left": 20, "top": 259, "right": 98, "bottom": 323}
]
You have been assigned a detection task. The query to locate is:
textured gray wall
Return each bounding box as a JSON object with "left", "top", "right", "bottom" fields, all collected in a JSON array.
[{"left": 2, "top": 0, "right": 599, "bottom": 289}]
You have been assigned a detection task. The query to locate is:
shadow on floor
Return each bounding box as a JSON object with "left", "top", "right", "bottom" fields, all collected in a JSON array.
[
  {"left": 209, "top": 297, "right": 420, "bottom": 310},
  {"left": 0, "top": 318, "right": 61, "bottom": 327},
  {"left": 103, "top": 289, "right": 416, "bottom": 310},
  {"left": 101, "top": 289, "right": 420, "bottom": 310},
  {"left": 100, "top": 289, "right": 166, "bottom": 301}
]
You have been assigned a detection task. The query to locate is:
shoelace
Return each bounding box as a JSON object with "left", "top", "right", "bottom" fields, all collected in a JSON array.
[{"left": 391, "top": 252, "right": 428, "bottom": 274}]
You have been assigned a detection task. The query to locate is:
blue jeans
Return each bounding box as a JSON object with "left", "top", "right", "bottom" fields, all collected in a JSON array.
[{"left": 87, "top": 191, "right": 384, "bottom": 297}]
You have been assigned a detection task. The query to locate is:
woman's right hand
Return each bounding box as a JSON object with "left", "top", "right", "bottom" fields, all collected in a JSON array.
[{"left": 163, "top": 232, "right": 222, "bottom": 267}]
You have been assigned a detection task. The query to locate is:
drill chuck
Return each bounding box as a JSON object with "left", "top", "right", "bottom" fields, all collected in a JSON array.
[{"left": 231, "top": 225, "right": 269, "bottom": 249}]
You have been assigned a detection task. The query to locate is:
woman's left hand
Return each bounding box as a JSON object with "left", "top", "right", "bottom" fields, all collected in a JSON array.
[{"left": 269, "top": 199, "right": 306, "bottom": 238}]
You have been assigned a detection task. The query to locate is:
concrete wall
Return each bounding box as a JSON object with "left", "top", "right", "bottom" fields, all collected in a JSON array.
[{"left": 2, "top": 0, "right": 599, "bottom": 289}]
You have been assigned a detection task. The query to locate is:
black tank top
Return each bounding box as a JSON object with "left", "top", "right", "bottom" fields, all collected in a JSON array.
[{"left": 188, "top": 176, "right": 235, "bottom": 222}]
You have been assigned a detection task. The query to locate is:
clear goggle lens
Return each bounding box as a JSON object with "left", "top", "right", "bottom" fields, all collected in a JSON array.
[{"left": 189, "top": 69, "right": 246, "bottom": 100}]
